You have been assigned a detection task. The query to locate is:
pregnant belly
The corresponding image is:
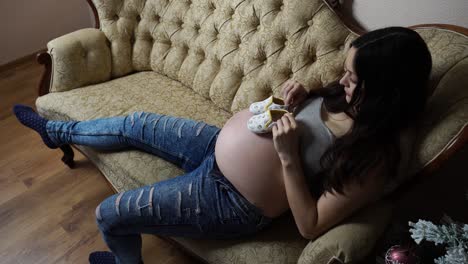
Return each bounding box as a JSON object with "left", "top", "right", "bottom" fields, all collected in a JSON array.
[{"left": 214, "top": 109, "right": 289, "bottom": 218}]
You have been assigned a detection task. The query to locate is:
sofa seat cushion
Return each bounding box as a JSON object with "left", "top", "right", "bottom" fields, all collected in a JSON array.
[
  {"left": 176, "top": 213, "right": 310, "bottom": 264},
  {"left": 36, "top": 71, "right": 232, "bottom": 191}
]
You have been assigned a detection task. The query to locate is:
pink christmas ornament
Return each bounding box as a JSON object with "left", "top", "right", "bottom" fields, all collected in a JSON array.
[{"left": 385, "top": 245, "right": 420, "bottom": 264}]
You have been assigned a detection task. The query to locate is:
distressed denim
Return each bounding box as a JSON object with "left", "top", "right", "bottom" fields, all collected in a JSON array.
[{"left": 46, "top": 112, "right": 273, "bottom": 264}]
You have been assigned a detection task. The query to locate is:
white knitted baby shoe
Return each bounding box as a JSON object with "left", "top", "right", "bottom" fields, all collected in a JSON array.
[
  {"left": 249, "top": 96, "right": 288, "bottom": 115},
  {"left": 247, "top": 109, "right": 290, "bottom": 133}
]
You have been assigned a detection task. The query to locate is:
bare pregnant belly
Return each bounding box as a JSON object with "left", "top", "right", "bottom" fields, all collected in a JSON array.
[{"left": 214, "top": 109, "right": 289, "bottom": 218}]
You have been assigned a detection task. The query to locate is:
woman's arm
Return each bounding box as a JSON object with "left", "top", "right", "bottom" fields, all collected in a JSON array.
[
  {"left": 280, "top": 156, "right": 317, "bottom": 238},
  {"left": 282, "top": 158, "right": 386, "bottom": 240},
  {"left": 273, "top": 113, "right": 386, "bottom": 240}
]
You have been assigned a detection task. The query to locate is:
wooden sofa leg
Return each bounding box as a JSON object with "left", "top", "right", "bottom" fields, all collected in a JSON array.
[{"left": 60, "top": 145, "right": 75, "bottom": 169}]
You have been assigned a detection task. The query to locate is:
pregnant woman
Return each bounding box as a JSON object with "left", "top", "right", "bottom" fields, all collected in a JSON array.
[{"left": 13, "top": 27, "right": 432, "bottom": 264}]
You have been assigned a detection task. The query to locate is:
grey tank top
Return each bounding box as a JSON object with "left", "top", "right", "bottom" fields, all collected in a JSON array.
[
  {"left": 293, "top": 96, "right": 410, "bottom": 197},
  {"left": 294, "top": 96, "right": 334, "bottom": 185}
]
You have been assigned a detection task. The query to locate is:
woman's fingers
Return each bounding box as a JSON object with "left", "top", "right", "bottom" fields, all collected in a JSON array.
[
  {"left": 285, "top": 84, "right": 296, "bottom": 105},
  {"left": 275, "top": 118, "right": 283, "bottom": 131},
  {"left": 284, "top": 89, "right": 292, "bottom": 105},
  {"left": 280, "top": 115, "right": 290, "bottom": 128},
  {"left": 292, "top": 83, "right": 304, "bottom": 106},
  {"left": 284, "top": 81, "right": 305, "bottom": 107},
  {"left": 272, "top": 124, "right": 278, "bottom": 135},
  {"left": 282, "top": 80, "right": 293, "bottom": 100},
  {"left": 281, "top": 80, "right": 289, "bottom": 94},
  {"left": 285, "top": 113, "right": 297, "bottom": 129},
  {"left": 283, "top": 79, "right": 309, "bottom": 112},
  {"left": 275, "top": 113, "right": 295, "bottom": 133}
]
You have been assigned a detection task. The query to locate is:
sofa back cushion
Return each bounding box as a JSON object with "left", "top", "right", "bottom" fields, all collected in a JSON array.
[
  {"left": 93, "top": 0, "right": 355, "bottom": 113},
  {"left": 408, "top": 28, "right": 468, "bottom": 175}
]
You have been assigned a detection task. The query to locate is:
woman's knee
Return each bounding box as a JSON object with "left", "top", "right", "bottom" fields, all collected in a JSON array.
[
  {"left": 127, "top": 111, "right": 153, "bottom": 125},
  {"left": 95, "top": 195, "right": 120, "bottom": 234},
  {"left": 95, "top": 203, "right": 103, "bottom": 222},
  {"left": 95, "top": 200, "right": 109, "bottom": 233},
  {"left": 125, "top": 112, "right": 158, "bottom": 134}
]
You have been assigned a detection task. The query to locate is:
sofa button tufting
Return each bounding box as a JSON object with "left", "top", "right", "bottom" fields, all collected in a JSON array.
[
  {"left": 307, "top": 20, "right": 313, "bottom": 26},
  {"left": 235, "top": 36, "right": 241, "bottom": 45},
  {"left": 114, "top": 14, "right": 119, "bottom": 20},
  {"left": 209, "top": 2, "right": 215, "bottom": 11},
  {"left": 136, "top": 15, "right": 141, "bottom": 22}
]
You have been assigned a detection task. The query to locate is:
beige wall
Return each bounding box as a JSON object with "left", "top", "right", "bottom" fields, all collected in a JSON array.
[
  {"left": 342, "top": 0, "right": 468, "bottom": 30},
  {"left": 0, "top": 0, "right": 94, "bottom": 66}
]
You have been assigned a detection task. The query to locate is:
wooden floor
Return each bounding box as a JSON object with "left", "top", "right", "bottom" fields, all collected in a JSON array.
[{"left": 0, "top": 59, "right": 197, "bottom": 263}]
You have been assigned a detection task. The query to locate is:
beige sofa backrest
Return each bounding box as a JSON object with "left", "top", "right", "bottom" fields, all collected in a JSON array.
[
  {"left": 92, "top": 0, "right": 467, "bottom": 187},
  {"left": 93, "top": 0, "right": 355, "bottom": 113},
  {"left": 406, "top": 27, "right": 468, "bottom": 175}
]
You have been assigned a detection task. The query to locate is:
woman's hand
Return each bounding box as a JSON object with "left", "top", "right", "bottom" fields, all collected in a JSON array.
[
  {"left": 272, "top": 113, "right": 300, "bottom": 165},
  {"left": 282, "top": 80, "right": 309, "bottom": 109}
]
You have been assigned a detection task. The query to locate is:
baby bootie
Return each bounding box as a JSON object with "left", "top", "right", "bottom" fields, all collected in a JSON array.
[
  {"left": 247, "top": 109, "right": 289, "bottom": 133},
  {"left": 249, "top": 95, "right": 289, "bottom": 115}
]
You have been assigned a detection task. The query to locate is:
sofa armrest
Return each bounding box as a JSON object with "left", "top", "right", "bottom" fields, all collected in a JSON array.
[
  {"left": 46, "top": 28, "right": 111, "bottom": 93},
  {"left": 297, "top": 199, "right": 393, "bottom": 264}
]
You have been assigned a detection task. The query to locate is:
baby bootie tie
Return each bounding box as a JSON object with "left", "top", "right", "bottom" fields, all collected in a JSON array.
[
  {"left": 249, "top": 95, "right": 289, "bottom": 115},
  {"left": 88, "top": 251, "right": 117, "bottom": 264},
  {"left": 247, "top": 109, "right": 289, "bottom": 133},
  {"left": 12, "top": 104, "right": 58, "bottom": 149}
]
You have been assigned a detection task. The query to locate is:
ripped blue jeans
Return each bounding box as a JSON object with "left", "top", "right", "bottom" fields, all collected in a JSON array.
[{"left": 46, "top": 112, "right": 273, "bottom": 264}]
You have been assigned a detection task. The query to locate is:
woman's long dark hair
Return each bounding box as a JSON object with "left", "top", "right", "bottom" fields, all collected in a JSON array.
[{"left": 310, "top": 27, "right": 432, "bottom": 197}]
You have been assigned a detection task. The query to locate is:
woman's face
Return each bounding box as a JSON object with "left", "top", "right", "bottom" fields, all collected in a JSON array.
[{"left": 339, "top": 47, "right": 358, "bottom": 103}]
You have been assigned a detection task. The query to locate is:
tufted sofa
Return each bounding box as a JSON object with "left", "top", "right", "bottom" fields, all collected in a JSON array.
[{"left": 35, "top": 0, "right": 468, "bottom": 263}]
